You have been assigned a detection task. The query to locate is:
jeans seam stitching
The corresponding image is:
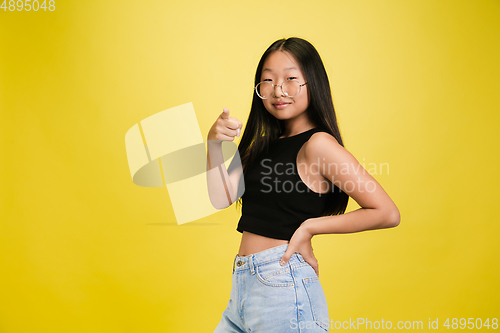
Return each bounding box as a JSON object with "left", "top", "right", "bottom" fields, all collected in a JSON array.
[
  {"left": 255, "top": 266, "right": 295, "bottom": 287},
  {"left": 303, "top": 278, "right": 329, "bottom": 331}
]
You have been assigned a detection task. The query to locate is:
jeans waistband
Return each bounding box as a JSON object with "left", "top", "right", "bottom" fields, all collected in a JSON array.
[{"left": 232, "top": 243, "right": 305, "bottom": 273}]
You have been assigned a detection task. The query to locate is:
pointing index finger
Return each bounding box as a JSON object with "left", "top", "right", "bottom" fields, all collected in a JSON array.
[{"left": 220, "top": 108, "right": 230, "bottom": 119}]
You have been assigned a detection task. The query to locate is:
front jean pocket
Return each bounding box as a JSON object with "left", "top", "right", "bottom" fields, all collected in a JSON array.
[
  {"left": 255, "top": 259, "right": 295, "bottom": 287},
  {"left": 303, "top": 276, "right": 329, "bottom": 331}
]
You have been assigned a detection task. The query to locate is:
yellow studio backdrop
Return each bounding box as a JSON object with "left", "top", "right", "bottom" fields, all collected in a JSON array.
[{"left": 1, "top": 0, "right": 499, "bottom": 332}]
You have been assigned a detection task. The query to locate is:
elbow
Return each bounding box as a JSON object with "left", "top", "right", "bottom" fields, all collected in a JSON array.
[
  {"left": 209, "top": 193, "right": 240, "bottom": 210},
  {"left": 209, "top": 196, "right": 230, "bottom": 210},
  {"left": 385, "top": 206, "right": 400, "bottom": 228}
]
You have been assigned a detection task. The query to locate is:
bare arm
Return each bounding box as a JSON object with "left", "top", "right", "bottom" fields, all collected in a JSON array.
[
  {"left": 206, "top": 108, "right": 244, "bottom": 209},
  {"left": 280, "top": 132, "right": 400, "bottom": 276},
  {"left": 302, "top": 132, "right": 400, "bottom": 235}
]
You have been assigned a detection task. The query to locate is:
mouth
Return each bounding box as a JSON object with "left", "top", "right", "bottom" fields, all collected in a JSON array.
[{"left": 273, "top": 102, "right": 290, "bottom": 110}]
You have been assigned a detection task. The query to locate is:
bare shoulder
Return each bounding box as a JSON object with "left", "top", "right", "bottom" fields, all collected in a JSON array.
[
  {"left": 303, "top": 131, "right": 356, "bottom": 167},
  {"left": 305, "top": 131, "right": 343, "bottom": 155}
]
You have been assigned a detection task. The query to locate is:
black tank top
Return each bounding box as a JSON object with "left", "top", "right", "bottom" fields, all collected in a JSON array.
[{"left": 236, "top": 127, "right": 332, "bottom": 240}]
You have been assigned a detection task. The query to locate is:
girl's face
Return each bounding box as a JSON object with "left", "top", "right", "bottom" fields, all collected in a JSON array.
[{"left": 260, "top": 51, "right": 310, "bottom": 124}]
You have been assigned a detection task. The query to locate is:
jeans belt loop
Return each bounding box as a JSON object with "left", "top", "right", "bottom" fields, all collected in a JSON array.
[
  {"left": 232, "top": 254, "right": 238, "bottom": 273},
  {"left": 249, "top": 255, "right": 255, "bottom": 275}
]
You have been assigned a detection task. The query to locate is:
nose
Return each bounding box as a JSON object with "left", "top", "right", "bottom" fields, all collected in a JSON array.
[{"left": 273, "top": 84, "right": 286, "bottom": 97}]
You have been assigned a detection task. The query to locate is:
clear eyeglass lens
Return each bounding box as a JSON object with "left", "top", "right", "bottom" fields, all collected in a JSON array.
[
  {"left": 256, "top": 80, "right": 301, "bottom": 99},
  {"left": 256, "top": 82, "right": 273, "bottom": 99},
  {"left": 283, "top": 80, "right": 300, "bottom": 97}
]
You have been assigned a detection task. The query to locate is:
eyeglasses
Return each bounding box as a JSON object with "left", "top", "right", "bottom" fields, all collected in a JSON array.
[{"left": 255, "top": 79, "right": 307, "bottom": 99}]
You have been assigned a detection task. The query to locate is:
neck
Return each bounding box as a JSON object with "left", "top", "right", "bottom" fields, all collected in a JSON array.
[{"left": 281, "top": 119, "right": 317, "bottom": 138}]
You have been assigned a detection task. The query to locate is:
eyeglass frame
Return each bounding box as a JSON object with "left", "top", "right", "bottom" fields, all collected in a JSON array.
[{"left": 254, "top": 79, "right": 308, "bottom": 99}]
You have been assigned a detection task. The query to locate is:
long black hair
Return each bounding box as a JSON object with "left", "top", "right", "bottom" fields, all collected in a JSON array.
[{"left": 235, "top": 37, "right": 349, "bottom": 216}]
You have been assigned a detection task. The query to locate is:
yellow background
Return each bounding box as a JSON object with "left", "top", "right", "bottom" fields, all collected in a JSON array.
[{"left": 1, "top": 0, "right": 499, "bottom": 331}]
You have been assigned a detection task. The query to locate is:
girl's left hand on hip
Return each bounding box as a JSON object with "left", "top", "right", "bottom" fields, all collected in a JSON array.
[{"left": 279, "top": 221, "right": 319, "bottom": 277}]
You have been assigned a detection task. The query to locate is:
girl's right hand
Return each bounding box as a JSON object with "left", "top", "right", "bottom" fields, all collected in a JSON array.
[{"left": 207, "top": 108, "right": 243, "bottom": 142}]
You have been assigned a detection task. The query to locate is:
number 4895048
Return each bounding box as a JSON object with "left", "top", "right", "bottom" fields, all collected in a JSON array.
[{"left": 1, "top": 0, "right": 56, "bottom": 11}]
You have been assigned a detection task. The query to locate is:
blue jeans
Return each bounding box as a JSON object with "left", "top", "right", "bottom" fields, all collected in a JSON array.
[{"left": 214, "top": 244, "right": 330, "bottom": 332}]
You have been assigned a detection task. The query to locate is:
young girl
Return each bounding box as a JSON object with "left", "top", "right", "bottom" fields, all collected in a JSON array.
[{"left": 206, "top": 37, "right": 400, "bottom": 332}]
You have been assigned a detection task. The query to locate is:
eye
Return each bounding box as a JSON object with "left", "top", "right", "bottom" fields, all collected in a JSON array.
[
  {"left": 287, "top": 77, "right": 298, "bottom": 81},
  {"left": 262, "top": 79, "right": 273, "bottom": 82}
]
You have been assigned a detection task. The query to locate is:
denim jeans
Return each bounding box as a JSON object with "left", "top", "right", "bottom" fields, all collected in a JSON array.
[{"left": 214, "top": 244, "right": 330, "bottom": 332}]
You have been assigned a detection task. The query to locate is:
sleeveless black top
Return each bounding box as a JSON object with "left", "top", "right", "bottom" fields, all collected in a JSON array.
[{"left": 236, "top": 127, "right": 332, "bottom": 240}]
